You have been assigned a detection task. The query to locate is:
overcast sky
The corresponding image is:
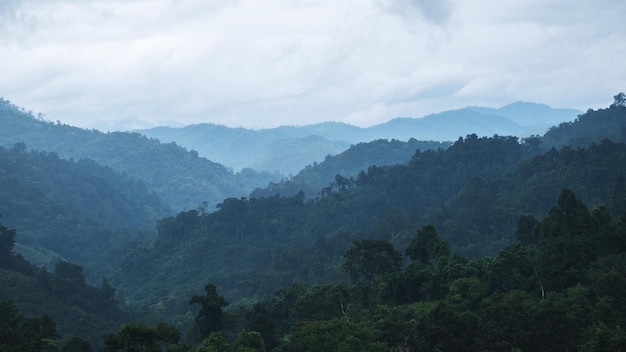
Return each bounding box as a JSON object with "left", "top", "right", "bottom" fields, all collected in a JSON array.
[{"left": 1, "top": 0, "right": 624, "bottom": 130}]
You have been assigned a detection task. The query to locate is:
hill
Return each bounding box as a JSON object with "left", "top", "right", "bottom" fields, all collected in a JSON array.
[
  {"left": 541, "top": 98, "right": 626, "bottom": 149},
  {"left": 468, "top": 101, "right": 582, "bottom": 127},
  {"left": 0, "top": 143, "right": 171, "bottom": 280},
  {"left": 136, "top": 102, "right": 579, "bottom": 175},
  {"left": 0, "top": 220, "right": 130, "bottom": 348},
  {"left": 107, "top": 103, "right": 625, "bottom": 316},
  {"left": 0, "top": 98, "right": 277, "bottom": 211},
  {"left": 251, "top": 138, "right": 451, "bottom": 199}
]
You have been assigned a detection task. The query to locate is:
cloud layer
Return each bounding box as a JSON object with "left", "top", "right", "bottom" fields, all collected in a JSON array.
[{"left": 1, "top": 0, "right": 625, "bottom": 130}]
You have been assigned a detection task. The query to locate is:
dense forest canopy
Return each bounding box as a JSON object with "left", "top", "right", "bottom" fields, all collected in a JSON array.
[
  {"left": 0, "top": 94, "right": 625, "bottom": 350},
  {"left": 0, "top": 98, "right": 277, "bottom": 211}
]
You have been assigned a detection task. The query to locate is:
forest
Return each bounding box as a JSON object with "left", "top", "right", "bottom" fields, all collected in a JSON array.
[{"left": 0, "top": 94, "right": 625, "bottom": 351}]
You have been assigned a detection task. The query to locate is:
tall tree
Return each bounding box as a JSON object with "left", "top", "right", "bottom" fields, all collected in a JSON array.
[
  {"left": 189, "top": 283, "right": 229, "bottom": 340},
  {"left": 406, "top": 225, "right": 450, "bottom": 265},
  {"left": 343, "top": 239, "right": 402, "bottom": 307},
  {"left": 0, "top": 218, "right": 16, "bottom": 268}
]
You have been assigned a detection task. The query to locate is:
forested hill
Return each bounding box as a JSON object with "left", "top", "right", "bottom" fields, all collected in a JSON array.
[
  {"left": 0, "top": 97, "right": 624, "bottom": 350},
  {"left": 542, "top": 93, "right": 626, "bottom": 149},
  {"left": 251, "top": 138, "right": 452, "bottom": 199},
  {"left": 252, "top": 98, "right": 626, "bottom": 200},
  {"left": 0, "top": 221, "right": 132, "bottom": 348},
  {"left": 110, "top": 134, "right": 626, "bottom": 314},
  {"left": 0, "top": 98, "right": 277, "bottom": 211},
  {"left": 137, "top": 102, "right": 579, "bottom": 175},
  {"left": 0, "top": 143, "right": 172, "bottom": 280}
]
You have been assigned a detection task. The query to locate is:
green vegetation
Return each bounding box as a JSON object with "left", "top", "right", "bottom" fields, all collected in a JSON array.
[
  {"left": 251, "top": 138, "right": 450, "bottom": 199},
  {"left": 0, "top": 220, "right": 130, "bottom": 348},
  {"left": 0, "top": 98, "right": 277, "bottom": 211},
  {"left": 0, "top": 144, "right": 170, "bottom": 281},
  {"left": 0, "top": 95, "right": 625, "bottom": 350},
  {"left": 4, "top": 188, "right": 625, "bottom": 351}
]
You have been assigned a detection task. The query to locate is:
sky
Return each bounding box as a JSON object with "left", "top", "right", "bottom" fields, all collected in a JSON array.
[{"left": 1, "top": 0, "right": 625, "bottom": 131}]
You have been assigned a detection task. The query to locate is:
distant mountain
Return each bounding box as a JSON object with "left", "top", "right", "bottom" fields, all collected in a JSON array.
[
  {"left": 137, "top": 123, "right": 356, "bottom": 176},
  {"left": 137, "top": 102, "right": 580, "bottom": 175},
  {"left": 0, "top": 98, "right": 277, "bottom": 211},
  {"left": 468, "top": 102, "right": 582, "bottom": 127},
  {"left": 368, "top": 110, "right": 527, "bottom": 141}
]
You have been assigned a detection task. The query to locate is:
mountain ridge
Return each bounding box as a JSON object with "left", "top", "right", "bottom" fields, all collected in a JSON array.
[{"left": 136, "top": 102, "right": 581, "bottom": 175}]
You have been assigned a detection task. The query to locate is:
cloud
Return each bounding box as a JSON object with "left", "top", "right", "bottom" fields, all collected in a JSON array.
[
  {"left": 378, "top": 0, "right": 451, "bottom": 23},
  {"left": 0, "top": 0, "right": 624, "bottom": 130}
]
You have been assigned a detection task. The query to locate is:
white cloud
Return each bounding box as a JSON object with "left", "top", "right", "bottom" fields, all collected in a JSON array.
[{"left": 0, "top": 0, "right": 624, "bottom": 130}]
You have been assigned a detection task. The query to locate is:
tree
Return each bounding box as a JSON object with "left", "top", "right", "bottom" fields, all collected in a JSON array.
[
  {"left": 0, "top": 300, "right": 59, "bottom": 352},
  {"left": 54, "top": 261, "right": 85, "bottom": 284},
  {"left": 189, "top": 283, "right": 229, "bottom": 340},
  {"left": 99, "top": 277, "right": 116, "bottom": 303},
  {"left": 612, "top": 92, "right": 626, "bottom": 107},
  {"left": 405, "top": 225, "right": 450, "bottom": 265},
  {"left": 0, "top": 218, "right": 16, "bottom": 268},
  {"left": 61, "top": 337, "right": 92, "bottom": 352},
  {"left": 287, "top": 318, "right": 386, "bottom": 352},
  {"left": 102, "top": 321, "right": 180, "bottom": 352},
  {"left": 516, "top": 215, "right": 540, "bottom": 246},
  {"left": 343, "top": 239, "right": 402, "bottom": 308},
  {"left": 538, "top": 189, "right": 597, "bottom": 291},
  {"left": 231, "top": 331, "right": 265, "bottom": 352}
]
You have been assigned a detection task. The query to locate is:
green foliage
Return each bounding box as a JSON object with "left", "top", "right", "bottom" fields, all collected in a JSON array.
[
  {"left": 0, "top": 218, "right": 16, "bottom": 268},
  {"left": 0, "top": 103, "right": 274, "bottom": 212},
  {"left": 230, "top": 331, "right": 265, "bottom": 352},
  {"left": 102, "top": 321, "right": 180, "bottom": 352},
  {"left": 61, "top": 337, "right": 92, "bottom": 352},
  {"left": 542, "top": 101, "right": 626, "bottom": 149},
  {"left": 286, "top": 319, "right": 386, "bottom": 352},
  {"left": 342, "top": 240, "right": 401, "bottom": 308},
  {"left": 251, "top": 138, "right": 450, "bottom": 199},
  {"left": 0, "top": 300, "right": 59, "bottom": 352},
  {"left": 342, "top": 240, "right": 402, "bottom": 285},
  {"left": 196, "top": 332, "right": 229, "bottom": 352},
  {"left": 405, "top": 225, "right": 450, "bottom": 264},
  {"left": 0, "top": 221, "right": 130, "bottom": 348},
  {"left": 3, "top": 96, "right": 626, "bottom": 352},
  {"left": 0, "top": 144, "right": 171, "bottom": 281},
  {"left": 189, "top": 284, "right": 229, "bottom": 340},
  {"left": 292, "top": 284, "right": 351, "bottom": 322}
]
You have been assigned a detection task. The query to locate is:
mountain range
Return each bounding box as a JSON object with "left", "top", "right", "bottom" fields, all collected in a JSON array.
[
  {"left": 136, "top": 102, "right": 581, "bottom": 175},
  {"left": 1, "top": 93, "right": 624, "bottom": 348}
]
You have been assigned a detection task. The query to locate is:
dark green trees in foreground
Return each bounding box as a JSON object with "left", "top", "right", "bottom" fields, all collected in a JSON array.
[
  {"left": 2, "top": 188, "right": 626, "bottom": 351},
  {"left": 189, "top": 284, "right": 228, "bottom": 340}
]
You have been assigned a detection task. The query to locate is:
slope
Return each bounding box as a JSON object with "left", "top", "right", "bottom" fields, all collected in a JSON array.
[
  {"left": 251, "top": 138, "right": 451, "bottom": 199},
  {"left": 109, "top": 103, "right": 625, "bottom": 315},
  {"left": 0, "top": 144, "right": 170, "bottom": 279},
  {"left": 0, "top": 98, "right": 276, "bottom": 211},
  {"left": 0, "top": 220, "right": 130, "bottom": 348}
]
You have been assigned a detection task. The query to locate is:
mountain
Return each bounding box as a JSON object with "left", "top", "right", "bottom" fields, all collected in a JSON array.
[
  {"left": 0, "top": 98, "right": 277, "bottom": 211},
  {"left": 136, "top": 103, "right": 580, "bottom": 175},
  {"left": 468, "top": 102, "right": 582, "bottom": 127},
  {"left": 0, "top": 96, "right": 622, "bottom": 349},
  {"left": 136, "top": 123, "right": 356, "bottom": 176},
  {"left": 108, "top": 103, "right": 624, "bottom": 312},
  {"left": 367, "top": 110, "right": 527, "bottom": 141},
  {"left": 0, "top": 143, "right": 172, "bottom": 281},
  {"left": 541, "top": 103, "right": 626, "bottom": 149},
  {"left": 1, "top": 221, "right": 131, "bottom": 348},
  {"left": 251, "top": 138, "right": 452, "bottom": 199}
]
